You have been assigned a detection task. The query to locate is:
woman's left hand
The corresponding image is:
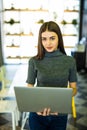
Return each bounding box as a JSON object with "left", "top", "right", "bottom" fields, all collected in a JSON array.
[{"left": 37, "top": 108, "right": 58, "bottom": 116}]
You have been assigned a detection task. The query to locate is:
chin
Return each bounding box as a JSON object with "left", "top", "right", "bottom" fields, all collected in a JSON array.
[
  {"left": 46, "top": 49, "right": 55, "bottom": 52},
  {"left": 46, "top": 50, "right": 53, "bottom": 52}
]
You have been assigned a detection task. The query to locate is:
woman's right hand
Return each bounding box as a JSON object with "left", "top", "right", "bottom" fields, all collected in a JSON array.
[{"left": 37, "top": 108, "right": 51, "bottom": 116}]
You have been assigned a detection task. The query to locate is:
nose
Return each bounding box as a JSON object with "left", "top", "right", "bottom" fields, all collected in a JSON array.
[{"left": 46, "top": 39, "right": 51, "bottom": 46}]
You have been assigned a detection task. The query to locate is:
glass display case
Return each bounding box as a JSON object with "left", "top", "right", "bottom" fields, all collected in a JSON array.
[{"left": 81, "top": 0, "right": 87, "bottom": 38}]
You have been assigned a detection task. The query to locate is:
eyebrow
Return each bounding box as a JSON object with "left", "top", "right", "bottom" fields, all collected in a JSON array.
[{"left": 42, "top": 35, "right": 56, "bottom": 38}]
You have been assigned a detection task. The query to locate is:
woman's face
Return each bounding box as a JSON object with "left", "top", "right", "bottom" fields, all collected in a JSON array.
[{"left": 41, "top": 31, "right": 58, "bottom": 52}]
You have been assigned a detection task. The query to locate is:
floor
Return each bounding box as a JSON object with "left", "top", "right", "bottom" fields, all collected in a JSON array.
[{"left": 0, "top": 64, "right": 87, "bottom": 130}]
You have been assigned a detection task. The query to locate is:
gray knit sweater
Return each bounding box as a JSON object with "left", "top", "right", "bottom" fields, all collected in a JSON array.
[{"left": 26, "top": 50, "right": 77, "bottom": 87}]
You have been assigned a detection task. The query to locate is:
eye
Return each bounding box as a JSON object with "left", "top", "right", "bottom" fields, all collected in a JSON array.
[
  {"left": 50, "top": 37, "right": 55, "bottom": 40},
  {"left": 42, "top": 37, "right": 46, "bottom": 41}
]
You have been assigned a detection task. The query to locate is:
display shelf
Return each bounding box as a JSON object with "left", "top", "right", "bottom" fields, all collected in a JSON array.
[
  {"left": 2, "top": 0, "right": 80, "bottom": 64},
  {"left": 4, "top": 8, "right": 49, "bottom": 12},
  {"left": 61, "top": 19, "right": 78, "bottom": 25},
  {"left": 3, "top": 1, "right": 50, "bottom": 64},
  {"left": 61, "top": 1, "right": 79, "bottom": 53},
  {"left": 65, "top": 46, "right": 75, "bottom": 48},
  {"left": 6, "top": 45, "right": 20, "bottom": 48},
  {"left": 64, "top": 9, "right": 79, "bottom": 13},
  {"left": 6, "top": 33, "right": 34, "bottom": 36},
  {"left": 6, "top": 56, "right": 30, "bottom": 59},
  {"left": 62, "top": 34, "right": 77, "bottom": 36},
  {"left": 4, "top": 21, "right": 20, "bottom": 24},
  {"left": 7, "top": 56, "right": 20, "bottom": 59}
]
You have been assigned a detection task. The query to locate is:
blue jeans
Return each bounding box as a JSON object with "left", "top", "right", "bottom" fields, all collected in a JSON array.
[{"left": 29, "top": 112, "right": 67, "bottom": 130}]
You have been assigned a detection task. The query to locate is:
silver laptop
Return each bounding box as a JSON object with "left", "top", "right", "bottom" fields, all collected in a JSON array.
[{"left": 14, "top": 86, "right": 73, "bottom": 114}]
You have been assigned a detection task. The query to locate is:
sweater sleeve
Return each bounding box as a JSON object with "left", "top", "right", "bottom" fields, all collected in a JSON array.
[
  {"left": 26, "top": 58, "right": 37, "bottom": 84},
  {"left": 69, "top": 58, "right": 77, "bottom": 82}
]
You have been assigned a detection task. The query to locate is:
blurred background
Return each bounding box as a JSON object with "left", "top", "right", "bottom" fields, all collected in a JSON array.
[{"left": 0, "top": 0, "right": 87, "bottom": 130}]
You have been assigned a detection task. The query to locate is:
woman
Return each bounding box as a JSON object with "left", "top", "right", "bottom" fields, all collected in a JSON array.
[{"left": 26, "top": 21, "right": 77, "bottom": 130}]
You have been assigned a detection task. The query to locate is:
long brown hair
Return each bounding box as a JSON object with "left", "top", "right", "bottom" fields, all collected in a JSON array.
[{"left": 35, "top": 21, "right": 66, "bottom": 59}]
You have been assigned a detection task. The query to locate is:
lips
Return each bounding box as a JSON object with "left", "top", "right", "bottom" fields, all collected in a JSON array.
[{"left": 47, "top": 47, "right": 53, "bottom": 49}]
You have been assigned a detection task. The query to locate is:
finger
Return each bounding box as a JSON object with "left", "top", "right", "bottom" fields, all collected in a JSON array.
[
  {"left": 43, "top": 108, "right": 47, "bottom": 116},
  {"left": 37, "top": 112, "right": 43, "bottom": 115},
  {"left": 50, "top": 112, "right": 58, "bottom": 115},
  {"left": 47, "top": 108, "right": 51, "bottom": 115},
  {"left": 54, "top": 112, "right": 58, "bottom": 115}
]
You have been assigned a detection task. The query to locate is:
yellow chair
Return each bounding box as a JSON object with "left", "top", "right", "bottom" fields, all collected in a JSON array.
[
  {"left": 0, "top": 66, "right": 5, "bottom": 97},
  {"left": 72, "top": 96, "right": 77, "bottom": 118},
  {"left": 67, "top": 85, "right": 77, "bottom": 119},
  {"left": 0, "top": 65, "right": 11, "bottom": 98},
  {"left": 0, "top": 66, "right": 19, "bottom": 129}
]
